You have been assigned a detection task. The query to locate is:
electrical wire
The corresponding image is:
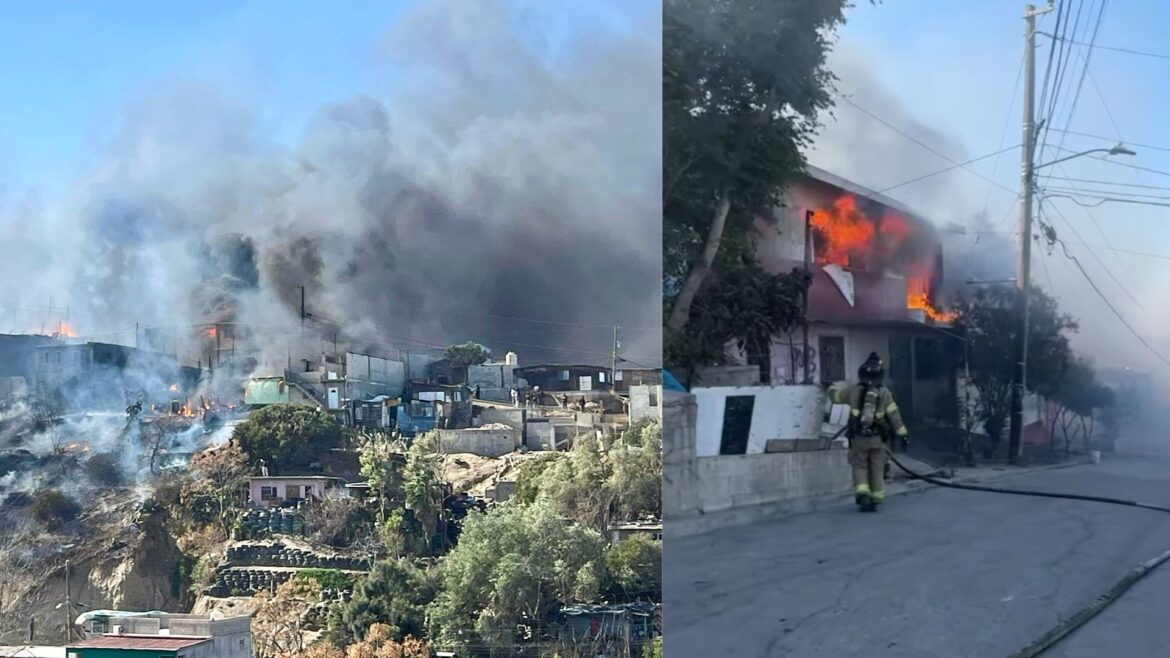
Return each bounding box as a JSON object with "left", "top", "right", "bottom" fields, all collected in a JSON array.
[
  {"left": 1040, "top": 199, "right": 1144, "bottom": 310},
  {"left": 1039, "top": 207, "right": 1170, "bottom": 366},
  {"left": 837, "top": 95, "right": 1017, "bottom": 195},
  {"left": 1045, "top": 127, "right": 1170, "bottom": 154},
  {"left": 876, "top": 145, "right": 1020, "bottom": 193},
  {"left": 1053, "top": 36, "right": 1170, "bottom": 61}
]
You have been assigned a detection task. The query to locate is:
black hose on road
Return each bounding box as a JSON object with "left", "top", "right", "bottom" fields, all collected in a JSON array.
[{"left": 884, "top": 451, "right": 1170, "bottom": 657}]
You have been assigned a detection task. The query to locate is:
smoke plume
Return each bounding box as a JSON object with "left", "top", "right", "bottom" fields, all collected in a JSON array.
[{"left": 0, "top": 0, "right": 663, "bottom": 371}]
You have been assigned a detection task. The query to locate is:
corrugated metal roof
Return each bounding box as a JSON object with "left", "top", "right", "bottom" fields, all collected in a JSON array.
[{"left": 68, "top": 636, "right": 210, "bottom": 650}]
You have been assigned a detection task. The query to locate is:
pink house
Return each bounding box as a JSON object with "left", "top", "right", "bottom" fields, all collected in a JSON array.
[{"left": 247, "top": 476, "right": 346, "bottom": 508}]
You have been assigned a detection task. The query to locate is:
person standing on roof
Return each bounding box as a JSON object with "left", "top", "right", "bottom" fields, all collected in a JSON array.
[{"left": 828, "top": 352, "right": 909, "bottom": 513}]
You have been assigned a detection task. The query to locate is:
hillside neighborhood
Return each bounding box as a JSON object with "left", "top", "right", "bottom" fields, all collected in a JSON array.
[{"left": 0, "top": 332, "right": 663, "bottom": 658}]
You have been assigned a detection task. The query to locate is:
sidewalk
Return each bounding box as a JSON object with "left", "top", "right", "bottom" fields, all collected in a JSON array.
[{"left": 666, "top": 452, "right": 1089, "bottom": 539}]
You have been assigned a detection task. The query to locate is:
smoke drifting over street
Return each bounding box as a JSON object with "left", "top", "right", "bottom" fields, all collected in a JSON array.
[{"left": 0, "top": 0, "right": 662, "bottom": 369}]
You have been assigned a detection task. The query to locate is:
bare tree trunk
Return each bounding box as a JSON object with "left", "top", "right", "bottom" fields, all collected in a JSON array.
[{"left": 666, "top": 192, "right": 732, "bottom": 332}]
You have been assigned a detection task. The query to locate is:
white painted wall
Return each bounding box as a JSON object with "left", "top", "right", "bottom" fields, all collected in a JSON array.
[
  {"left": 692, "top": 385, "right": 823, "bottom": 457},
  {"left": 771, "top": 326, "right": 891, "bottom": 386}
]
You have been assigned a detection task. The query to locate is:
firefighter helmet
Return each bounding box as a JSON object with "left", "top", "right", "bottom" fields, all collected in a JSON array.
[{"left": 858, "top": 352, "right": 884, "bottom": 383}]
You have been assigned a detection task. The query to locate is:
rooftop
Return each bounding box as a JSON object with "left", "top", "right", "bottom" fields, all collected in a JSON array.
[{"left": 68, "top": 636, "right": 210, "bottom": 651}]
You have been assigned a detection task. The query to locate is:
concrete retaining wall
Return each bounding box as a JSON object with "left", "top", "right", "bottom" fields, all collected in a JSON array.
[
  {"left": 664, "top": 391, "right": 852, "bottom": 538},
  {"left": 477, "top": 407, "right": 526, "bottom": 429},
  {"left": 525, "top": 420, "right": 555, "bottom": 450},
  {"left": 439, "top": 428, "right": 521, "bottom": 457},
  {"left": 693, "top": 385, "right": 823, "bottom": 456}
]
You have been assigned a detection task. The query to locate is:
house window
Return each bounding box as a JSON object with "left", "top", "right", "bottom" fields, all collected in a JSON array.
[
  {"left": 579, "top": 376, "right": 593, "bottom": 391},
  {"left": 260, "top": 486, "right": 279, "bottom": 501},
  {"left": 651, "top": 532, "right": 662, "bottom": 541},
  {"left": 599, "top": 372, "right": 607, "bottom": 384},
  {"left": 42, "top": 352, "right": 49, "bottom": 363},
  {"left": 559, "top": 370, "right": 570, "bottom": 381},
  {"left": 615, "top": 370, "right": 624, "bottom": 381},
  {"left": 54, "top": 351, "right": 62, "bottom": 364},
  {"left": 649, "top": 391, "right": 658, "bottom": 407},
  {"left": 818, "top": 336, "right": 846, "bottom": 384},
  {"left": 719, "top": 395, "right": 755, "bottom": 455}
]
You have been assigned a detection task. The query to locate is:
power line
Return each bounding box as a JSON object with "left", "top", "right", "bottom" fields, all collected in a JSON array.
[
  {"left": 1043, "top": 176, "right": 1170, "bottom": 192},
  {"left": 837, "top": 95, "right": 1017, "bottom": 195},
  {"left": 877, "top": 145, "right": 1020, "bottom": 193},
  {"left": 442, "top": 310, "right": 658, "bottom": 332},
  {"left": 1038, "top": 207, "right": 1170, "bottom": 367},
  {"left": 1056, "top": 0, "right": 1107, "bottom": 150},
  {"left": 981, "top": 49, "right": 1027, "bottom": 223},
  {"left": 1052, "top": 36, "right": 1170, "bottom": 61},
  {"left": 1043, "top": 201, "right": 1145, "bottom": 310},
  {"left": 1050, "top": 145, "right": 1170, "bottom": 178},
  {"left": 1045, "top": 186, "right": 1170, "bottom": 202},
  {"left": 1046, "top": 127, "right": 1170, "bottom": 154}
]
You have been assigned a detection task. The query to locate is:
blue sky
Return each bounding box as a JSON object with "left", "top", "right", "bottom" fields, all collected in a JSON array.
[
  {"left": 812, "top": 0, "right": 1170, "bottom": 370},
  {"left": 0, "top": 0, "right": 653, "bottom": 188}
]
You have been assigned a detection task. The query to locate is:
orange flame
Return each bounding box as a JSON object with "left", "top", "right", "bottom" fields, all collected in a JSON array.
[
  {"left": 56, "top": 323, "right": 78, "bottom": 338},
  {"left": 204, "top": 326, "right": 217, "bottom": 338},
  {"left": 809, "top": 195, "right": 875, "bottom": 267},
  {"left": 810, "top": 193, "right": 957, "bottom": 324}
]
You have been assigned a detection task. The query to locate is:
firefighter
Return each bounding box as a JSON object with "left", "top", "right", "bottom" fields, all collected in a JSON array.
[{"left": 828, "top": 352, "right": 909, "bottom": 512}]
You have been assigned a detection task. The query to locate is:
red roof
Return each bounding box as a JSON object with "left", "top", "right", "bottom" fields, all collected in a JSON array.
[{"left": 68, "top": 636, "right": 210, "bottom": 651}]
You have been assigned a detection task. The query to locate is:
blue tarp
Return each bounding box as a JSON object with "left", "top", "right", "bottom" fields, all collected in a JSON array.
[{"left": 663, "top": 369, "right": 687, "bottom": 392}]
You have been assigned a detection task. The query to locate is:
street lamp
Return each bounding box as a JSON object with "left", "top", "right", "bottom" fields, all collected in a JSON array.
[
  {"left": 1009, "top": 139, "right": 1138, "bottom": 462},
  {"left": 1035, "top": 143, "right": 1136, "bottom": 171}
]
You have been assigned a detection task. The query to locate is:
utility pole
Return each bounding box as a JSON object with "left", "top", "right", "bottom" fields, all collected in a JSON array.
[
  {"left": 1009, "top": 3, "right": 1052, "bottom": 462},
  {"left": 611, "top": 326, "right": 619, "bottom": 394},
  {"left": 62, "top": 559, "right": 71, "bottom": 644},
  {"left": 299, "top": 286, "right": 306, "bottom": 329},
  {"left": 802, "top": 210, "right": 813, "bottom": 385}
]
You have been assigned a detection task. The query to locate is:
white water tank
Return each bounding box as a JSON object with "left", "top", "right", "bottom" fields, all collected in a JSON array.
[{"left": 504, "top": 352, "right": 519, "bottom": 366}]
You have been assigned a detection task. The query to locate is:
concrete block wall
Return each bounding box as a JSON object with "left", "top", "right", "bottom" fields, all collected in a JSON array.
[
  {"left": 664, "top": 391, "right": 853, "bottom": 535},
  {"left": 439, "top": 428, "right": 521, "bottom": 457},
  {"left": 477, "top": 407, "right": 526, "bottom": 429},
  {"left": 525, "top": 421, "right": 555, "bottom": 450}
]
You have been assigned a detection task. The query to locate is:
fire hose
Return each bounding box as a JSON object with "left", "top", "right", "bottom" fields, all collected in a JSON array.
[{"left": 885, "top": 450, "right": 1170, "bottom": 657}]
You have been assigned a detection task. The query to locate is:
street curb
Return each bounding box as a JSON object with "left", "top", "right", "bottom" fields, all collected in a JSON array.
[{"left": 668, "top": 458, "right": 1090, "bottom": 541}]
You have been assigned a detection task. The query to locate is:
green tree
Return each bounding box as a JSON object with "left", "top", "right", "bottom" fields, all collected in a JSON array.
[
  {"left": 328, "top": 558, "right": 437, "bottom": 645},
  {"left": 444, "top": 342, "right": 492, "bottom": 368},
  {"left": 643, "top": 636, "right": 663, "bottom": 658},
  {"left": 186, "top": 441, "right": 251, "bottom": 534},
  {"left": 956, "top": 286, "right": 1077, "bottom": 459},
  {"left": 359, "top": 435, "right": 406, "bottom": 522},
  {"left": 232, "top": 404, "right": 344, "bottom": 470},
  {"left": 664, "top": 0, "right": 856, "bottom": 337},
  {"left": 1049, "top": 358, "right": 1114, "bottom": 453},
  {"left": 609, "top": 423, "right": 663, "bottom": 523},
  {"left": 517, "top": 421, "right": 662, "bottom": 532},
  {"left": 404, "top": 432, "right": 445, "bottom": 555},
  {"left": 603, "top": 536, "right": 662, "bottom": 602},
  {"left": 427, "top": 501, "right": 605, "bottom": 656}
]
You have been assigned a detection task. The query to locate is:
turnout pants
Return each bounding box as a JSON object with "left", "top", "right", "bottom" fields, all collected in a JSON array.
[{"left": 848, "top": 435, "right": 888, "bottom": 502}]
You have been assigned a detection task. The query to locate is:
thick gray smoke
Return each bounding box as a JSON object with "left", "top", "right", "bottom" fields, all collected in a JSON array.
[
  {"left": 0, "top": 0, "right": 662, "bottom": 371},
  {"left": 809, "top": 44, "right": 1169, "bottom": 385}
]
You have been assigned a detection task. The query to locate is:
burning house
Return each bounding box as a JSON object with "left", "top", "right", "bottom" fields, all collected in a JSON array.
[
  {"left": 757, "top": 166, "right": 964, "bottom": 424},
  {"left": 34, "top": 341, "right": 201, "bottom": 411}
]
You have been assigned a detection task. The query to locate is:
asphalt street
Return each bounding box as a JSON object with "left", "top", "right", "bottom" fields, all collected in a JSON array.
[{"left": 664, "top": 451, "right": 1170, "bottom": 657}]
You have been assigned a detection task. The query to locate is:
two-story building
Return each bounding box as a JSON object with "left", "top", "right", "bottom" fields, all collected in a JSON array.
[{"left": 756, "top": 166, "right": 965, "bottom": 426}]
